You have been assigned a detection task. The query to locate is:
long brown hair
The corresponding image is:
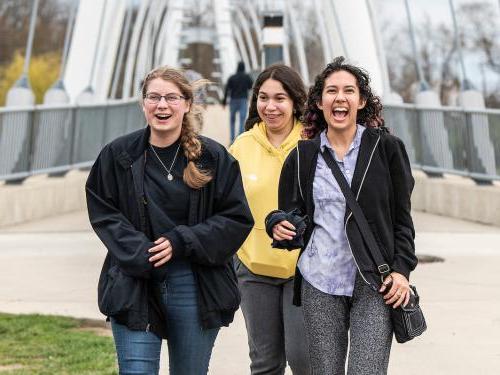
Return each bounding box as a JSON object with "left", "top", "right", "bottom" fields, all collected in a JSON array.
[
  {"left": 141, "top": 66, "right": 212, "bottom": 189},
  {"left": 303, "top": 56, "right": 384, "bottom": 139},
  {"left": 245, "top": 64, "right": 307, "bottom": 131}
]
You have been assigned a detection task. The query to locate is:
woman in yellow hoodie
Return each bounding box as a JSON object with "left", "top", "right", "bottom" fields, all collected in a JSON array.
[{"left": 230, "top": 64, "right": 311, "bottom": 375}]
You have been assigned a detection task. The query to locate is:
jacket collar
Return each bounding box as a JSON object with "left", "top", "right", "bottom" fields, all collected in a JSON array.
[
  {"left": 350, "top": 127, "right": 381, "bottom": 194},
  {"left": 307, "top": 126, "right": 380, "bottom": 195},
  {"left": 116, "top": 126, "right": 152, "bottom": 169}
]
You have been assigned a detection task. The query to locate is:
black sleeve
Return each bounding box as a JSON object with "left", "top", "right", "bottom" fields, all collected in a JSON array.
[
  {"left": 86, "top": 146, "right": 154, "bottom": 278},
  {"left": 166, "top": 148, "right": 254, "bottom": 266},
  {"left": 264, "top": 148, "right": 306, "bottom": 229},
  {"left": 388, "top": 137, "right": 417, "bottom": 279},
  {"left": 278, "top": 148, "right": 306, "bottom": 213}
]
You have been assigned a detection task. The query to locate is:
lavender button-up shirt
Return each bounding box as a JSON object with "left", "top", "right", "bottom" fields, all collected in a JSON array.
[{"left": 298, "top": 125, "right": 365, "bottom": 297}]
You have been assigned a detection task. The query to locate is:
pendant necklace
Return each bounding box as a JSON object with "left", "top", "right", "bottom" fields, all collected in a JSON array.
[{"left": 149, "top": 143, "right": 181, "bottom": 181}]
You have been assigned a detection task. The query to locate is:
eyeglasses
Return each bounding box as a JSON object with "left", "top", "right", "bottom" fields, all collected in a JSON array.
[{"left": 144, "top": 93, "right": 186, "bottom": 105}]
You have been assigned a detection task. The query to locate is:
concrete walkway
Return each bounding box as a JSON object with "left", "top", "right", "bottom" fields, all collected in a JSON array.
[{"left": 1, "top": 210, "right": 499, "bottom": 374}]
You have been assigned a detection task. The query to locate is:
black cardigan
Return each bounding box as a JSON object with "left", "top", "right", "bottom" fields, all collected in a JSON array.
[
  {"left": 86, "top": 126, "right": 253, "bottom": 337},
  {"left": 274, "top": 127, "right": 417, "bottom": 306}
]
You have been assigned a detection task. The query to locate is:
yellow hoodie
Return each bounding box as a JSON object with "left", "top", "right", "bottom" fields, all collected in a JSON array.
[{"left": 229, "top": 120, "right": 302, "bottom": 279}]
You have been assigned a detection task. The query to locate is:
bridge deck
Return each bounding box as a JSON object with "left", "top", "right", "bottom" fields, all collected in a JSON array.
[{"left": 0, "top": 209, "right": 498, "bottom": 374}]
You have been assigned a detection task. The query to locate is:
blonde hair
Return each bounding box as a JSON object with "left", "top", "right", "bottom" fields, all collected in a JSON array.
[{"left": 141, "top": 66, "right": 212, "bottom": 189}]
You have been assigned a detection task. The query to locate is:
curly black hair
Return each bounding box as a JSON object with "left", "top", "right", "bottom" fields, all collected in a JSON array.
[
  {"left": 245, "top": 64, "right": 307, "bottom": 131},
  {"left": 303, "top": 56, "right": 384, "bottom": 139}
]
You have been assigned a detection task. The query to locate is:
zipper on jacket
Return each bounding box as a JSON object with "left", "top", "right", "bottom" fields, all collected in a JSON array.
[
  {"left": 130, "top": 152, "right": 148, "bottom": 232},
  {"left": 344, "top": 134, "right": 381, "bottom": 290}
]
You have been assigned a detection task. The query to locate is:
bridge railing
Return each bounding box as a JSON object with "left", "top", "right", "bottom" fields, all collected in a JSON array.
[
  {"left": 384, "top": 104, "right": 500, "bottom": 183},
  {"left": 0, "top": 99, "right": 143, "bottom": 182},
  {"left": 0, "top": 101, "right": 499, "bottom": 183}
]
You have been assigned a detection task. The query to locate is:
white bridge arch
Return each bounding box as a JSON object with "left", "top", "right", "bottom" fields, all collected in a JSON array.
[{"left": 63, "top": 0, "right": 390, "bottom": 103}]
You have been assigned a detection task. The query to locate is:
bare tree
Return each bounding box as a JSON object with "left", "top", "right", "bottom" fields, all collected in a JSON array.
[
  {"left": 458, "top": 2, "right": 500, "bottom": 74},
  {"left": 380, "top": 1, "right": 500, "bottom": 108}
]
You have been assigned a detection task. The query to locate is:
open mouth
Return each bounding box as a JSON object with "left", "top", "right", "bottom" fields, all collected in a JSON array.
[
  {"left": 332, "top": 108, "right": 348, "bottom": 121},
  {"left": 155, "top": 114, "right": 172, "bottom": 121}
]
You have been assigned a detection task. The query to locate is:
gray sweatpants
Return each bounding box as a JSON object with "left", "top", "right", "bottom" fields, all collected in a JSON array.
[
  {"left": 302, "top": 274, "right": 393, "bottom": 375},
  {"left": 234, "top": 256, "right": 311, "bottom": 375}
]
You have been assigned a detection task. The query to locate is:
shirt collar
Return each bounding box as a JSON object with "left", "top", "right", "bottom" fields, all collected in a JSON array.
[{"left": 320, "top": 125, "right": 366, "bottom": 155}]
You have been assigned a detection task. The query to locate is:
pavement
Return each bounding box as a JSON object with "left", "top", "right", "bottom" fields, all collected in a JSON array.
[
  {"left": 1, "top": 210, "right": 499, "bottom": 374},
  {"left": 1, "top": 111, "right": 500, "bottom": 374}
]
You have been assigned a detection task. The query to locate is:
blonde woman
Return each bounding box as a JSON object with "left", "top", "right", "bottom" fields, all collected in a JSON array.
[{"left": 86, "top": 66, "right": 253, "bottom": 374}]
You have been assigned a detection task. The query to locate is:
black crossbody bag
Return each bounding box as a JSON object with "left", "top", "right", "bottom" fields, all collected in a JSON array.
[{"left": 321, "top": 149, "right": 426, "bottom": 343}]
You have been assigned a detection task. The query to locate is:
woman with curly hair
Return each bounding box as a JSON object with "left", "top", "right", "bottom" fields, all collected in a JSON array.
[
  {"left": 86, "top": 66, "right": 253, "bottom": 374},
  {"left": 267, "top": 57, "right": 417, "bottom": 374},
  {"left": 230, "top": 64, "right": 311, "bottom": 374}
]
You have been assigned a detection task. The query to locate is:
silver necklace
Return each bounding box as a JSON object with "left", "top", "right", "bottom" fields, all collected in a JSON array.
[{"left": 149, "top": 143, "right": 181, "bottom": 181}]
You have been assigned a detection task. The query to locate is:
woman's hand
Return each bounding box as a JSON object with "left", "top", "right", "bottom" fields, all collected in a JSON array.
[
  {"left": 148, "top": 237, "right": 173, "bottom": 267},
  {"left": 379, "top": 272, "right": 410, "bottom": 308},
  {"left": 272, "top": 220, "right": 296, "bottom": 241}
]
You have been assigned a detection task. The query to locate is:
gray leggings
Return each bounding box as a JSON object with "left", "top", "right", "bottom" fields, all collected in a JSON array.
[
  {"left": 235, "top": 257, "right": 311, "bottom": 375},
  {"left": 302, "top": 274, "right": 393, "bottom": 375}
]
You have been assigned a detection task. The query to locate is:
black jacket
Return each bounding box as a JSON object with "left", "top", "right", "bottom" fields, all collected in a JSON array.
[
  {"left": 222, "top": 63, "right": 253, "bottom": 105},
  {"left": 274, "top": 127, "right": 417, "bottom": 305},
  {"left": 86, "top": 126, "right": 253, "bottom": 337}
]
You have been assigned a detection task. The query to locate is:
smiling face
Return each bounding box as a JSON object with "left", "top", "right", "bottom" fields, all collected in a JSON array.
[
  {"left": 317, "top": 70, "right": 366, "bottom": 133},
  {"left": 257, "top": 78, "right": 295, "bottom": 135},
  {"left": 142, "top": 78, "right": 190, "bottom": 142}
]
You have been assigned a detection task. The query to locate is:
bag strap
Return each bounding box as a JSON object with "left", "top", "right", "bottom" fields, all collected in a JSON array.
[
  {"left": 321, "top": 149, "right": 391, "bottom": 280},
  {"left": 296, "top": 143, "right": 304, "bottom": 202}
]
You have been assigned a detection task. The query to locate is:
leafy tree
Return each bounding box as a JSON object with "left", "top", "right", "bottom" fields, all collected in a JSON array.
[
  {"left": 0, "top": 0, "right": 71, "bottom": 65},
  {"left": 0, "top": 51, "right": 61, "bottom": 105},
  {"left": 0, "top": 0, "right": 71, "bottom": 105}
]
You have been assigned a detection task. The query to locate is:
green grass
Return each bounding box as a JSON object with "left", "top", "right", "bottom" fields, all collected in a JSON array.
[{"left": 0, "top": 313, "right": 117, "bottom": 374}]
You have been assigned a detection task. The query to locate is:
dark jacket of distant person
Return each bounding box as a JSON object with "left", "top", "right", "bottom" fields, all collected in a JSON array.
[{"left": 222, "top": 62, "right": 253, "bottom": 105}]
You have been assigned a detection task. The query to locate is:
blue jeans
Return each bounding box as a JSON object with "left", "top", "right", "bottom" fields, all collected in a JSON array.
[
  {"left": 111, "top": 260, "right": 220, "bottom": 375},
  {"left": 229, "top": 97, "right": 248, "bottom": 143}
]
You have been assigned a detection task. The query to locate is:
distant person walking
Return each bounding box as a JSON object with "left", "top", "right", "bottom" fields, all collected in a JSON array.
[{"left": 222, "top": 61, "right": 253, "bottom": 143}]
